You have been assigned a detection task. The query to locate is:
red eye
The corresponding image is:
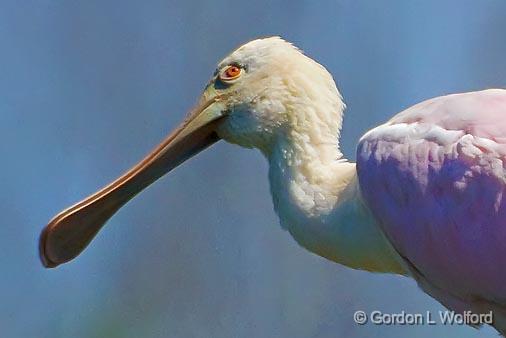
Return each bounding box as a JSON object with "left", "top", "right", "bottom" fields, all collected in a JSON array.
[{"left": 221, "top": 65, "right": 242, "bottom": 81}]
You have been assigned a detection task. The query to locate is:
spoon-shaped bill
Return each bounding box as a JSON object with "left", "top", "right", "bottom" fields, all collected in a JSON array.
[{"left": 39, "top": 97, "right": 226, "bottom": 268}]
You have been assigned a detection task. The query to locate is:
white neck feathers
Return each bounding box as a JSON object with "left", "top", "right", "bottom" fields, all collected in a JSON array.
[{"left": 264, "top": 100, "right": 406, "bottom": 274}]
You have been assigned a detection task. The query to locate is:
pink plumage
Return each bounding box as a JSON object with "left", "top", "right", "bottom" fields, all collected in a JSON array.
[{"left": 357, "top": 89, "right": 506, "bottom": 329}]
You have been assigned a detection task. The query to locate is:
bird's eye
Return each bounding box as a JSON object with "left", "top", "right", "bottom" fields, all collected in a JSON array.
[{"left": 219, "top": 65, "right": 243, "bottom": 83}]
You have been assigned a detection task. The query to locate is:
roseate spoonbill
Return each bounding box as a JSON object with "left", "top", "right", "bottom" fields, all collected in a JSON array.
[{"left": 39, "top": 37, "right": 506, "bottom": 334}]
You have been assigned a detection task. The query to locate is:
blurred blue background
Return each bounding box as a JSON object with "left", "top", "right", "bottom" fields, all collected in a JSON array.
[{"left": 2, "top": 1, "right": 506, "bottom": 337}]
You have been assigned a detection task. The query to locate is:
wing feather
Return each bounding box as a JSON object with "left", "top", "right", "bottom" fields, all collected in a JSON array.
[{"left": 357, "top": 89, "right": 506, "bottom": 304}]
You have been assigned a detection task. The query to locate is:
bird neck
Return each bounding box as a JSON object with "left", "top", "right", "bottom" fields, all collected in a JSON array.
[{"left": 265, "top": 133, "right": 407, "bottom": 275}]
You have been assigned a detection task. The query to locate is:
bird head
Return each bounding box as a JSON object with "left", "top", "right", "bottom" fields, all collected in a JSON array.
[
  {"left": 206, "top": 37, "right": 343, "bottom": 153},
  {"left": 39, "top": 36, "right": 344, "bottom": 268}
]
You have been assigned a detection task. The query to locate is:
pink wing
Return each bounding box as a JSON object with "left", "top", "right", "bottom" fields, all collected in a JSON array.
[{"left": 357, "top": 89, "right": 506, "bottom": 305}]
